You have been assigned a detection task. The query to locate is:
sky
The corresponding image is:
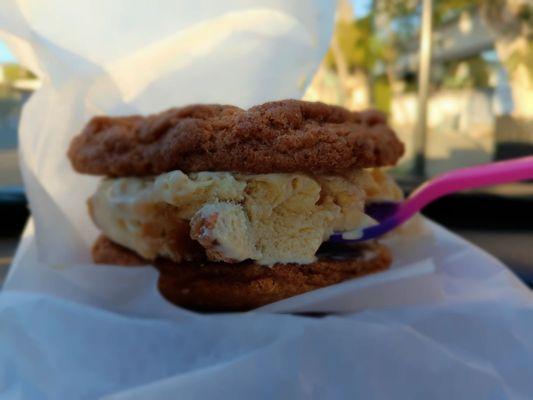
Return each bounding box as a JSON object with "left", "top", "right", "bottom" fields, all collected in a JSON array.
[
  {"left": 0, "top": 41, "right": 15, "bottom": 63},
  {"left": 352, "top": 0, "right": 373, "bottom": 19}
]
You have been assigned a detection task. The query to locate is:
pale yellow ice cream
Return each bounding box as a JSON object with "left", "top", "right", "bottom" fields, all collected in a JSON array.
[{"left": 89, "top": 169, "right": 402, "bottom": 266}]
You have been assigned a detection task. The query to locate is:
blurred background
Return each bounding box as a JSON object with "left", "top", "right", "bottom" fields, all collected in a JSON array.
[
  {"left": 303, "top": 0, "right": 532, "bottom": 177},
  {"left": 0, "top": 0, "right": 532, "bottom": 282}
]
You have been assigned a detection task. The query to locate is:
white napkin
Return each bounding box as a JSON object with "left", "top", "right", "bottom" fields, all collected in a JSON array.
[{"left": 2, "top": 288, "right": 533, "bottom": 399}]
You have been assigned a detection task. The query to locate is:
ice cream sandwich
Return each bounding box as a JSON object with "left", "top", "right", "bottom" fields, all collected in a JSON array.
[{"left": 68, "top": 100, "right": 404, "bottom": 311}]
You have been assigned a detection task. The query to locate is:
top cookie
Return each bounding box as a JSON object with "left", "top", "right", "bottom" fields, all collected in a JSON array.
[{"left": 68, "top": 100, "right": 404, "bottom": 177}]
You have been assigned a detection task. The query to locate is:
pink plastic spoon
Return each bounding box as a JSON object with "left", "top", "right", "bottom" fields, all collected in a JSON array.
[{"left": 329, "top": 156, "right": 533, "bottom": 242}]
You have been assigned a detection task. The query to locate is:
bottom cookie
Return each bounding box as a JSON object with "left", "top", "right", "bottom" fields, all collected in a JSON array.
[{"left": 92, "top": 235, "right": 392, "bottom": 312}]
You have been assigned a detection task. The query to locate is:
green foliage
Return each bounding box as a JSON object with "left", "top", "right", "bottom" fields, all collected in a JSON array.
[
  {"left": 1, "top": 63, "right": 36, "bottom": 82},
  {"left": 506, "top": 41, "right": 533, "bottom": 84},
  {"left": 325, "top": 16, "right": 395, "bottom": 74},
  {"left": 379, "top": 0, "right": 481, "bottom": 26},
  {"left": 373, "top": 75, "right": 392, "bottom": 113},
  {"left": 434, "top": 0, "right": 481, "bottom": 24},
  {"left": 378, "top": 0, "right": 418, "bottom": 20},
  {"left": 441, "top": 55, "right": 491, "bottom": 89},
  {"left": 323, "top": 0, "right": 530, "bottom": 112}
]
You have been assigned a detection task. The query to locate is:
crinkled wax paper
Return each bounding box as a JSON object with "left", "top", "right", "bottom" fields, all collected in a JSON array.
[{"left": 1, "top": 1, "right": 532, "bottom": 399}]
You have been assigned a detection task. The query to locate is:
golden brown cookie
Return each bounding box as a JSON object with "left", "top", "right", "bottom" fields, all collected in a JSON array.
[
  {"left": 92, "top": 235, "right": 148, "bottom": 266},
  {"left": 92, "top": 235, "right": 392, "bottom": 311},
  {"left": 68, "top": 100, "right": 404, "bottom": 177}
]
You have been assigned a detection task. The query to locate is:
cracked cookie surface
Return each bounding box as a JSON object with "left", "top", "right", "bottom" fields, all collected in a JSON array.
[{"left": 69, "top": 99, "right": 404, "bottom": 177}]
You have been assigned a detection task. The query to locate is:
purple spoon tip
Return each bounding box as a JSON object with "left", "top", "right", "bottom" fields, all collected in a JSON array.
[
  {"left": 329, "top": 156, "right": 533, "bottom": 243},
  {"left": 328, "top": 201, "right": 400, "bottom": 242}
]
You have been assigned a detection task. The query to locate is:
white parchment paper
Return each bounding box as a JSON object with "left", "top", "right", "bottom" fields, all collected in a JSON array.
[
  {"left": 1, "top": 1, "right": 533, "bottom": 399},
  {"left": 0, "top": 0, "right": 337, "bottom": 265},
  {"left": 0, "top": 0, "right": 444, "bottom": 314}
]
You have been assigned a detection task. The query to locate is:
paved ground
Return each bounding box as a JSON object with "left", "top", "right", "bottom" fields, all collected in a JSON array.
[
  {"left": 0, "top": 90, "right": 25, "bottom": 187},
  {"left": 0, "top": 150, "right": 21, "bottom": 187},
  {"left": 0, "top": 236, "right": 18, "bottom": 286}
]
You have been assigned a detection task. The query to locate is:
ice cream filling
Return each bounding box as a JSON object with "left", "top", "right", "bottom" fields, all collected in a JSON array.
[{"left": 89, "top": 169, "right": 402, "bottom": 266}]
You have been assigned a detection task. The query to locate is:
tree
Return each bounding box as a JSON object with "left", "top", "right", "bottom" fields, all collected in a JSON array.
[
  {"left": 480, "top": 0, "right": 533, "bottom": 117},
  {"left": 324, "top": 7, "right": 396, "bottom": 111},
  {"left": 379, "top": 0, "right": 533, "bottom": 117}
]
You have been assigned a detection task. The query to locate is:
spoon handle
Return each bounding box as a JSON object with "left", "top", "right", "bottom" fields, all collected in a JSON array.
[{"left": 397, "top": 156, "right": 533, "bottom": 224}]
